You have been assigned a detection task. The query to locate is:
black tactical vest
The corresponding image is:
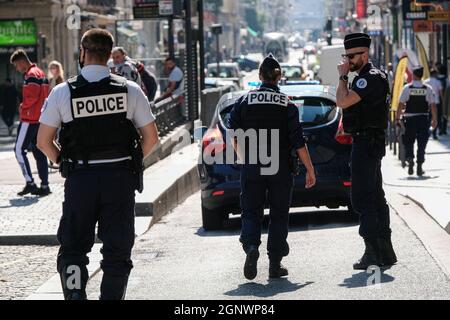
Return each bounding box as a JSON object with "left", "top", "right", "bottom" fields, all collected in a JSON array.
[
  {"left": 405, "top": 85, "right": 429, "bottom": 114},
  {"left": 342, "top": 67, "right": 389, "bottom": 134},
  {"left": 240, "top": 87, "right": 290, "bottom": 166},
  {"left": 59, "top": 74, "right": 139, "bottom": 163}
]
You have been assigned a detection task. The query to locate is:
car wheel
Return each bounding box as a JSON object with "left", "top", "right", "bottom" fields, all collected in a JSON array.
[{"left": 202, "top": 205, "right": 226, "bottom": 230}]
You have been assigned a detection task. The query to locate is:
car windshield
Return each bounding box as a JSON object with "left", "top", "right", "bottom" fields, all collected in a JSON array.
[
  {"left": 208, "top": 66, "right": 238, "bottom": 78},
  {"left": 291, "top": 97, "right": 336, "bottom": 125},
  {"left": 282, "top": 66, "right": 303, "bottom": 79},
  {"left": 219, "top": 97, "right": 336, "bottom": 128}
]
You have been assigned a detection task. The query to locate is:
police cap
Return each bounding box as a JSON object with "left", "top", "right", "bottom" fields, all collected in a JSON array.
[
  {"left": 344, "top": 33, "right": 371, "bottom": 50},
  {"left": 412, "top": 65, "right": 424, "bottom": 78},
  {"left": 260, "top": 54, "right": 281, "bottom": 71}
]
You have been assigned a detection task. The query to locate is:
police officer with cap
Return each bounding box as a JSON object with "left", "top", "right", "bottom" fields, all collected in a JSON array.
[
  {"left": 396, "top": 65, "right": 438, "bottom": 176},
  {"left": 228, "top": 54, "right": 316, "bottom": 280},
  {"left": 337, "top": 33, "right": 397, "bottom": 270},
  {"left": 37, "top": 28, "right": 160, "bottom": 299}
]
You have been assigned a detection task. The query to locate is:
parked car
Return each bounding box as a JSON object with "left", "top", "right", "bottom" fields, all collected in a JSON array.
[
  {"left": 207, "top": 62, "right": 244, "bottom": 89},
  {"left": 204, "top": 78, "right": 239, "bottom": 91},
  {"left": 280, "top": 63, "right": 307, "bottom": 81},
  {"left": 196, "top": 84, "right": 353, "bottom": 230},
  {"left": 232, "top": 55, "right": 260, "bottom": 72}
]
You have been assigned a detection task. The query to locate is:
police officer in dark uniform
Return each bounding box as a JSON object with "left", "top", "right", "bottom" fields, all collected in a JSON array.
[
  {"left": 396, "top": 66, "right": 438, "bottom": 176},
  {"left": 336, "top": 33, "right": 396, "bottom": 270},
  {"left": 37, "top": 29, "right": 159, "bottom": 299},
  {"left": 228, "top": 54, "right": 316, "bottom": 280}
]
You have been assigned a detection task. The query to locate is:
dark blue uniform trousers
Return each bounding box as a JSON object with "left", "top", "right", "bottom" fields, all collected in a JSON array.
[
  {"left": 351, "top": 137, "right": 391, "bottom": 239},
  {"left": 57, "top": 166, "right": 136, "bottom": 281},
  {"left": 239, "top": 166, "right": 294, "bottom": 261},
  {"left": 403, "top": 115, "right": 430, "bottom": 164}
]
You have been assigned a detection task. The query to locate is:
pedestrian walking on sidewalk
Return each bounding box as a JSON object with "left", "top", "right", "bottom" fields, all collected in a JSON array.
[
  {"left": 425, "top": 69, "right": 443, "bottom": 140},
  {"left": 397, "top": 65, "right": 438, "bottom": 176},
  {"left": 228, "top": 54, "right": 316, "bottom": 280},
  {"left": 37, "top": 28, "right": 160, "bottom": 300},
  {"left": 336, "top": 33, "right": 397, "bottom": 270},
  {"left": 0, "top": 78, "right": 18, "bottom": 135},
  {"left": 48, "top": 60, "right": 65, "bottom": 92},
  {"left": 10, "top": 49, "right": 50, "bottom": 196}
]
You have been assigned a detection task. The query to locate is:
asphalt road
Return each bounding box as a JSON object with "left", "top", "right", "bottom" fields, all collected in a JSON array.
[{"left": 87, "top": 191, "right": 450, "bottom": 300}]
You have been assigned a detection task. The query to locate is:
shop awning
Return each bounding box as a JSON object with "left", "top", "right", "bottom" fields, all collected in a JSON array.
[{"left": 247, "top": 27, "right": 258, "bottom": 37}]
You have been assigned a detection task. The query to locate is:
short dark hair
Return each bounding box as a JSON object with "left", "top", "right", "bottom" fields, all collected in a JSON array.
[
  {"left": 80, "top": 28, "right": 114, "bottom": 63},
  {"left": 10, "top": 49, "right": 30, "bottom": 64},
  {"left": 165, "top": 56, "right": 176, "bottom": 63}
]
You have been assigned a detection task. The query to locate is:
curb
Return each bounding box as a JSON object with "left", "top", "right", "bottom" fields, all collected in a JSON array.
[{"left": 403, "top": 194, "right": 450, "bottom": 236}]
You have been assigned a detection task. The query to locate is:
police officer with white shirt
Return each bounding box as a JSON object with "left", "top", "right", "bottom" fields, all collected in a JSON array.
[
  {"left": 396, "top": 65, "right": 438, "bottom": 176},
  {"left": 37, "top": 29, "right": 159, "bottom": 300}
]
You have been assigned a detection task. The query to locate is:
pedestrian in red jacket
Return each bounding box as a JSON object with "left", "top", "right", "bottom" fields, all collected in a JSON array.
[{"left": 10, "top": 49, "right": 50, "bottom": 196}]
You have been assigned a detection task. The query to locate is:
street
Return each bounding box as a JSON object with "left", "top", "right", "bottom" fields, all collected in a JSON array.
[{"left": 87, "top": 192, "right": 450, "bottom": 300}]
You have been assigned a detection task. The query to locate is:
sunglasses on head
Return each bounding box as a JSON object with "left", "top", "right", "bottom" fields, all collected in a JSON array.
[{"left": 342, "top": 51, "right": 365, "bottom": 60}]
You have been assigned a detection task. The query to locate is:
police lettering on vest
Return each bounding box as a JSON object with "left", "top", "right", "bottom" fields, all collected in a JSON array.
[
  {"left": 247, "top": 91, "right": 288, "bottom": 107},
  {"left": 59, "top": 74, "right": 139, "bottom": 163},
  {"left": 72, "top": 93, "right": 127, "bottom": 118},
  {"left": 405, "top": 85, "right": 429, "bottom": 114}
]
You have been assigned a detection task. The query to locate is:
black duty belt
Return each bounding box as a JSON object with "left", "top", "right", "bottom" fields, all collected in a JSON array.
[
  {"left": 70, "top": 159, "right": 132, "bottom": 170},
  {"left": 352, "top": 131, "right": 385, "bottom": 138}
]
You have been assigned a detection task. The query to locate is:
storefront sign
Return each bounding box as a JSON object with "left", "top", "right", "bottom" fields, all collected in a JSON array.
[
  {"left": 402, "top": 0, "right": 430, "bottom": 20},
  {"left": 413, "top": 20, "right": 433, "bottom": 32},
  {"left": 0, "top": 19, "right": 37, "bottom": 46}
]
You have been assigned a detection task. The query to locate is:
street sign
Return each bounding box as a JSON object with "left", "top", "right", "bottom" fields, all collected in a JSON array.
[
  {"left": 133, "top": 0, "right": 183, "bottom": 19},
  {"left": 413, "top": 20, "right": 433, "bottom": 32},
  {"left": 428, "top": 11, "right": 449, "bottom": 21},
  {"left": 159, "top": 0, "right": 173, "bottom": 16},
  {"left": 133, "top": 0, "right": 159, "bottom": 19}
]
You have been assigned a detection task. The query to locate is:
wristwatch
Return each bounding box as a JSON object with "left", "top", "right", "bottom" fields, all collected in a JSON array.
[{"left": 339, "top": 75, "right": 349, "bottom": 82}]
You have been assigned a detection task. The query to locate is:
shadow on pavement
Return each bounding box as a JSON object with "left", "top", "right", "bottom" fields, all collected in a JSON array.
[
  {"left": 224, "top": 279, "right": 314, "bottom": 298},
  {"left": 339, "top": 269, "right": 395, "bottom": 289},
  {"left": 196, "top": 210, "right": 358, "bottom": 237},
  {"left": 0, "top": 197, "right": 39, "bottom": 208}
]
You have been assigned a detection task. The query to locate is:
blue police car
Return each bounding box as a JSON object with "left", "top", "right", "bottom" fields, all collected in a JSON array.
[{"left": 197, "top": 83, "right": 353, "bottom": 230}]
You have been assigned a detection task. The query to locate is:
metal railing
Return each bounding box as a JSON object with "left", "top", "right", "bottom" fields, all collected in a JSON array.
[{"left": 153, "top": 92, "right": 186, "bottom": 137}]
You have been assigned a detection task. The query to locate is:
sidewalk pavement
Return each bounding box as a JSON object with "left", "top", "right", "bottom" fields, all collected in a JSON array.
[{"left": 382, "top": 131, "right": 450, "bottom": 233}]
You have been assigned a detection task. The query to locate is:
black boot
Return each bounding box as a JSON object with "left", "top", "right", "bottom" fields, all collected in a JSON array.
[
  {"left": 17, "top": 182, "right": 38, "bottom": 196},
  {"left": 417, "top": 163, "right": 424, "bottom": 176},
  {"left": 243, "top": 245, "right": 259, "bottom": 280},
  {"left": 353, "top": 238, "right": 381, "bottom": 270},
  {"left": 378, "top": 236, "right": 397, "bottom": 266},
  {"left": 269, "top": 260, "right": 288, "bottom": 278},
  {"left": 407, "top": 159, "right": 414, "bottom": 175},
  {"left": 59, "top": 265, "right": 88, "bottom": 300},
  {"left": 100, "top": 274, "right": 129, "bottom": 300}
]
